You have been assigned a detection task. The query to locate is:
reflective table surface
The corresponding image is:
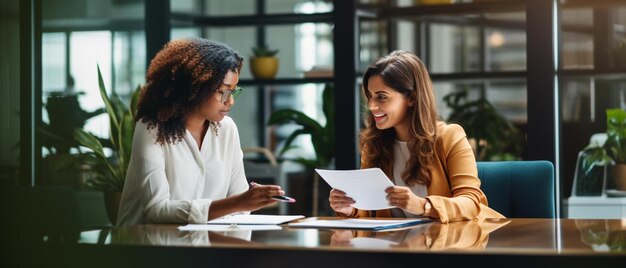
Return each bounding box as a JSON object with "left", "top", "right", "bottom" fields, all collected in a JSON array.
[{"left": 79, "top": 218, "right": 626, "bottom": 255}]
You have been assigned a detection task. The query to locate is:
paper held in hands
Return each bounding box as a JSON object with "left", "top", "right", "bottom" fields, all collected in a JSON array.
[{"left": 315, "top": 168, "right": 394, "bottom": 210}]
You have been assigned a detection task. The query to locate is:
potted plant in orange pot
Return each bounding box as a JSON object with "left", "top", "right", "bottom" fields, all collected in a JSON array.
[
  {"left": 250, "top": 45, "right": 279, "bottom": 79},
  {"left": 582, "top": 108, "right": 626, "bottom": 191}
]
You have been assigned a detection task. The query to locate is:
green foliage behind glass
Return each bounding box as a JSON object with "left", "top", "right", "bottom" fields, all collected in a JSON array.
[
  {"left": 582, "top": 108, "right": 626, "bottom": 175},
  {"left": 443, "top": 89, "right": 523, "bottom": 161},
  {"left": 73, "top": 66, "right": 140, "bottom": 192},
  {"left": 267, "top": 84, "right": 334, "bottom": 169}
]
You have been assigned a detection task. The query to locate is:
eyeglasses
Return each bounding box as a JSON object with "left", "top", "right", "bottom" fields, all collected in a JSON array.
[{"left": 216, "top": 87, "right": 243, "bottom": 103}]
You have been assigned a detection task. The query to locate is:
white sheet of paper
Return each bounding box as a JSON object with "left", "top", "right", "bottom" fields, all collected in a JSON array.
[
  {"left": 178, "top": 224, "right": 282, "bottom": 232},
  {"left": 206, "top": 214, "right": 304, "bottom": 225},
  {"left": 315, "top": 168, "right": 394, "bottom": 210}
]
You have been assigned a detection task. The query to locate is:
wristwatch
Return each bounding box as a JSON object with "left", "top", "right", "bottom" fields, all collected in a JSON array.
[{"left": 423, "top": 199, "right": 432, "bottom": 215}]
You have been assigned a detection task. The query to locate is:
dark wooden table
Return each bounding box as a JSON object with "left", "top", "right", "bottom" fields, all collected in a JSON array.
[{"left": 17, "top": 218, "right": 626, "bottom": 267}]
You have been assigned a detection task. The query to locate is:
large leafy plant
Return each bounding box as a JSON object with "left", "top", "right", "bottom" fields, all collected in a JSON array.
[
  {"left": 443, "top": 89, "right": 523, "bottom": 161},
  {"left": 73, "top": 66, "right": 140, "bottom": 192},
  {"left": 582, "top": 108, "right": 626, "bottom": 174},
  {"left": 268, "top": 84, "right": 335, "bottom": 169}
]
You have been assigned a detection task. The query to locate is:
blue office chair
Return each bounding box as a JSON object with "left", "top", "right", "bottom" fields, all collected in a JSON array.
[{"left": 477, "top": 161, "right": 555, "bottom": 218}]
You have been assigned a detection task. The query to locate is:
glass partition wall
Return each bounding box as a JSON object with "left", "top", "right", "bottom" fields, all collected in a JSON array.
[
  {"left": 358, "top": 1, "right": 528, "bottom": 162},
  {"left": 40, "top": 0, "right": 146, "bottom": 188},
  {"left": 171, "top": 0, "right": 334, "bottom": 162},
  {"left": 559, "top": 1, "right": 626, "bottom": 218},
  {"left": 26, "top": 0, "right": 338, "bottom": 216},
  {"left": 27, "top": 0, "right": 626, "bottom": 218}
]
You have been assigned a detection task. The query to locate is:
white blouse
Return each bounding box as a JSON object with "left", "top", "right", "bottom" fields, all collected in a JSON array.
[
  {"left": 391, "top": 140, "right": 428, "bottom": 218},
  {"left": 116, "top": 116, "right": 249, "bottom": 226}
]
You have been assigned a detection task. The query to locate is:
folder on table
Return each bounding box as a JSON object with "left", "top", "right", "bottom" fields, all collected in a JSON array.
[{"left": 288, "top": 218, "right": 431, "bottom": 231}]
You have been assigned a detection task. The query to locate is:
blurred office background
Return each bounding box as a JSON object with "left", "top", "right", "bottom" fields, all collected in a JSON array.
[{"left": 1, "top": 0, "right": 626, "bottom": 219}]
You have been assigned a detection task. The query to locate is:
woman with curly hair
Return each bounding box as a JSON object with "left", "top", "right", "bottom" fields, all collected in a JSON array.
[
  {"left": 328, "top": 50, "right": 504, "bottom": 223},
  {"left": 117, "top": 39, "right": 284, "bottom": 226}
]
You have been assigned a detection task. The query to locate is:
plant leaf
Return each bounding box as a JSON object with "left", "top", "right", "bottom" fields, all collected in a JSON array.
[
  {"left": 130, "top": 84, "right": 141, "bottom": 118},
  {"left": 581, "top": 144, "right": 611, "bottom": 175},
  {"left": 74, "top": 128, "right": 106, "bottom": 159},
  {"left": 268, "top": 109, "right": 323, "bottom": 134},
  {"left": 266, "top": 84, "right": 336, "bottom": 169},
  {"left": 606, "top": 109, "right": 626, "bottom": 163},
  {"left": 73, "top": 128, "right": 119, "bottom": 182},
  {"left": 119, "top": 111, "right": 134, "bottom": 175},
  {"left": 97, "top": 65, "right": 120, "bottom": 131},
  {"left": 278, "top": 129, "right": 311, "bottom": 156}
]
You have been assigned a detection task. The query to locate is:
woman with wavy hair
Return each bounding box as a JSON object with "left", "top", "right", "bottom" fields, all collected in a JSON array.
[
  {"left": 329, "top": 50, "right": 504, "bottom": 223},
  {"left": 117, "top": 39, "right": 283, "bottom": 226}
]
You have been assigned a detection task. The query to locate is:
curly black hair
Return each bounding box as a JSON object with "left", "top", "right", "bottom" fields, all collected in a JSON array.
[{"left": 136, "top": 38, "right": 244, "bottom": 144}]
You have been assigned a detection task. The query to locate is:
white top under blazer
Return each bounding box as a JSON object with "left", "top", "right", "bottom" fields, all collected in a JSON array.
[{"left": 116, "top": 116, "right": 249, "bottom": 226}]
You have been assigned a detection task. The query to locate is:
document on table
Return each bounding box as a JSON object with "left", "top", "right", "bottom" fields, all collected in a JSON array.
[
  {"left": 288, "top": 218, "right": 431, "bottom": 231},
  {"left": 178, "top": 224, "right": 282, "bottom": 232},
  {"left": 206, "top": 214, "right": 305, "bottom": 225},
  {"left": 315, "top": 168, "right": 395, "bottom": 210}
]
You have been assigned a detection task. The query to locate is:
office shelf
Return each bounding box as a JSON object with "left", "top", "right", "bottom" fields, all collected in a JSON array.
[
  {"left": 171, "top": 12, "right": 333, "bottom": 27},
  {"left": 376, "top": 1, "right": 526, "bottom": 19},
  {"left": 430, "top": 71, "right": 527, "bottom": 82},
  {"left": 239, "top": 77, "right": 333, "bottom": 86},
  {"left": 169, "top": 1, "right": 339, "bottom": 181},
  {"left": 558, "top": 69, "right": 626, "bottom": 81},
  {"left": 560, "top": 0, "right": 626, "bottom": 9}
]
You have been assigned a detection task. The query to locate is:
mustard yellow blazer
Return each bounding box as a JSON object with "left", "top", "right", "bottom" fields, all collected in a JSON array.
[{"left": 349, "top": 122, "right": 505, "bottom": 223}]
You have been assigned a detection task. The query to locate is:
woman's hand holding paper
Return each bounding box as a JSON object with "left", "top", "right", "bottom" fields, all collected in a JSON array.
[{"left": 329, "top": 189, "right": 355, "bottom": 216}]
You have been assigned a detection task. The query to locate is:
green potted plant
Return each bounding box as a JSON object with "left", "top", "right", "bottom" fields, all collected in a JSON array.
[
  {"left": 250, "top": 45, "right": 279, "bottom": 79},
  {"left": 443, "top": 89, "right": 523, "bottom": 161},
  {"left": 38, "top": 85, "right": 104, "bottom": 188},
  {"left": 267, "top": 84, "right": 335, "bottom": 215},
  {"left": 582, "top": 108, "right": 626, "bottom": 190},
  {"left": 73, "top": 65, "right": 140, "bottom": 224}
]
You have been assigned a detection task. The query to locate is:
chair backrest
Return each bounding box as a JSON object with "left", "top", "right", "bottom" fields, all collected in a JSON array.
[
  {"left": 242, "top": 147, "right": 281, "bottom": 185},
  {"left": 242, "top": 147, "right": 286, "bottom": 214},
  {"left": 477, "top": 161, "right": 555, "bottom": 218}
]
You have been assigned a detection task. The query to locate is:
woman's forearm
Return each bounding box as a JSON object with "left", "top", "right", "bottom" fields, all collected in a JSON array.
[{"left": 208, "top": 195, "right": 242, "bottom": 220}]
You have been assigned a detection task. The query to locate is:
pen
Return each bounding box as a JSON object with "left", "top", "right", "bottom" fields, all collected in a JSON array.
[
  {"left": 270, "top": 195, "right": 296, "bottom": 203},
  {"left": 250, "top": 182, "right": 296, "bottom": 203}
]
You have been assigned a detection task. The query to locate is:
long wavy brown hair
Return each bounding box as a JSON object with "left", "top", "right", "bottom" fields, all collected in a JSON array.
[
  {"left": 360, "top": 50, "right": 439, "bottom": 186},
  {"left": 136, "top": 38, "right": 243, "bottom": 144}
]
